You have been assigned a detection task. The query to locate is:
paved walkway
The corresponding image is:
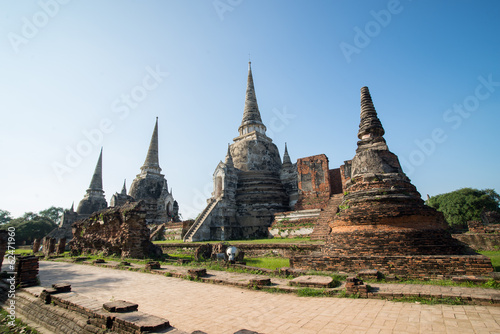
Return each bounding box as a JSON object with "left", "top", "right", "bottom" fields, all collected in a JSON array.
[{"left": 38, "top": 261, "right": 500, "bottom": 334}]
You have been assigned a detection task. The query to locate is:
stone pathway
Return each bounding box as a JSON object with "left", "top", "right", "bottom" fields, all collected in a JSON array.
[{"left": 38, "top": 261, "right": 500, "bottom": 334}]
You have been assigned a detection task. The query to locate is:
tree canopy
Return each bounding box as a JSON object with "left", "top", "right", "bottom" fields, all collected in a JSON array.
[
  {"left": 0, "top": 209, "right": 12, "bottom": 225},
  {"left": 0, "top": 206, "right": 63, "bottom": 245},
  {"left": 39, "top": 206, "right": 64, "bottom": 225},
  {"left": 426, "top": 188, "right": 500, "bottom": 229},
  {"left": 0, "top": 214, "right": 57, "bottom": 245}
]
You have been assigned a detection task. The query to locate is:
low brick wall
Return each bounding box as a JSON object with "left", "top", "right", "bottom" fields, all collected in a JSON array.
[
  {"left": 289, "top": 254, "right": 494, "bottom": 279},
  {"left": 159, "top": 243, "right": 322, "bottom": 257},
  {"left": 324, "top": 229, "right": 468, "bottom": 256},
  {"left": 453, "top": 233, "right": 500, "bottom": 251},
  {"left": 0, "top": 284, "right": 171, "bottom": 334}
]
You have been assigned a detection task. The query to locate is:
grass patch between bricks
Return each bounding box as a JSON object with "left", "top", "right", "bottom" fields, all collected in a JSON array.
[
  {"left": 365, "top": 277, "right": 500, "bottom": 290},
  {"left": 386, "top": 296, "right": 467, "bottom": 305},
  {"left": 0, "top": 308, "right": 39, "bottom": 333}
]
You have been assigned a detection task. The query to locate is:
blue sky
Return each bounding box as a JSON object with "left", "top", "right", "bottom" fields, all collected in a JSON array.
[{"left": 1, "top": 0, "right": 499, "bottom": 219}]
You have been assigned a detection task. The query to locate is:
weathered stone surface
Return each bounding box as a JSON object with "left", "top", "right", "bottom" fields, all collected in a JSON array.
[
  {"left": 145, "top": 261, "right": 161, "bottom": 270},
  {"left": 52, "top": 283, "right": 71, "bottom": 293},
  {"left": 357, "top": 269, "right": 380, "bottom": 280},
  {"left": 32, "top": 238, "right": 41, "bottom": 254},
  {"left": 289, "top": 86, "right": 492, "bottom": 279},
  {"left": 187, "top": 268, "right": 207, "bottom": 278},
  {"left": 453, "top": 233, "right": 500, "bottom": 251},
  {"left": 69, "top": 201, "right": 162, "bottom": 259},
  {"left": 290, "top": 254, "right": 493, "bottom": 279},
  {"left": 248, "top": 278, "right": 271, "bottom": 286},
  {"left": 295, "top": 154, "right": 332, "bottom": 210},
  {"left": 289, "top": 275, "right": 334, "bottom": 288},
  {"left": 327, "top": 87, "right": 465, "bottom": 256},
  {"left": 184, "top": 63, "right": 295, "bottom": 242},
  {"left": 77, "top": 149, "right": 108, "bottom": 218},
  {"left": 103, "top": 300, "right": 138, "bottom": 313},
  {"left": 15, "top": 255, "right": 39, "bottom": 288},
  {"left": 128, "top": 118, "right": 179, "bottom": 225},
  {"left": 56, "top": 238, "right": 66, "bottom": 255}
]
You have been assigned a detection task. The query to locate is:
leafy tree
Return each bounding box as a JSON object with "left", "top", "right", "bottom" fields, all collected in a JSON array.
[
  {"left": 427, "top": 188, "right": 500, "bottom": 229},
  {"left": 39, "top": 206, "right": 64, "bottom": 225},
  {"left": 0, "top": 210, "right": 12, "bottom": 225},
  {"left": 0, "top": 214, "right": 57, "bottom": 245}
]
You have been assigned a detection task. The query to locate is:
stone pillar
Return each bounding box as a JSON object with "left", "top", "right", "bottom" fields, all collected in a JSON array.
[
  {"left": 33, "top": 238, "right": 41, "bottom": 254},
  {"left": 41, "top": 237, "right": 48, "bottom": 254},
  {"left": 15, "top": 256, "right": 39, "bottom": 288},
  {"left": 56, "top": 238, "right": 66, "bottom": 255},
  {"left": 44, "top": 237, "right": 56, "bottom": 256}
]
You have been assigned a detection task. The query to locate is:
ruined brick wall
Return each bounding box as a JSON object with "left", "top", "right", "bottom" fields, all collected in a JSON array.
[
  {"left": 15, "top": 256, "right": 39, "bottom": 288},
  {"left": 290, "top": 254, "right": 493, "bottom": 279},
  {"left": 328, "top": 168, "right": 343, "bottom": 195},
  {"left": 453, "top": 233, "right": 500, "bottom": 251},
  {"left": 69, "top": 201, "right": 162, "bottom": 259},
  {"left": 339, "top": 160, "right": 352, "bottom": 194},
  {"left": 323, "top": 229, "right": 469, "bottom": 256},
  {"left": 295, "top": 154, "right": 331, "bottom": 210},
  {"left": 468, "top": 220, "right": 500, "bottom": 233}
]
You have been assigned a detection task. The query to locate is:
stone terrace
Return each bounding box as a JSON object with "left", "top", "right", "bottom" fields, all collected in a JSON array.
[{"left": 35, "top": 261, "right": 500, "bottom": 334}]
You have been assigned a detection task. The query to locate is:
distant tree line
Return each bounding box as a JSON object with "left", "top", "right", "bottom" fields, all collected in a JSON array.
[
  {"left": 0, "top": 207, "right": 63, "bottom": 245},
  {"left": 426, "top": 188, "right": 500, "bottom": 231}
]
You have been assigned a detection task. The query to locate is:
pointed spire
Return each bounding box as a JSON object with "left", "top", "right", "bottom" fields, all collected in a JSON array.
[
  {"left": 121, "top": 179, "right": 127, "bottom": 195},
  {"left": 358, "top": 86, "right": 385, "bottom": 140},
  {"left": 70, "top": 202, "right": 74, "bottom": 212},
  {"left": 238, "top": 62, "right": 267, "bottom": 136},
  {"left": 225, "top": 144, "right": 234, "bottom": 167},
  {"left": 282, "top": 143, "right": 292, "bottom": 165},
  {"left": 140, "top": 117, "right": 162, "bottom": 174},
  {"left": 88, "top": 148, "right": 103, "bottom": 191}
]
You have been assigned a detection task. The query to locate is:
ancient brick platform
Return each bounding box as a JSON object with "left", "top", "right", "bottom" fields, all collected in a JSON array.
[
  {"left": 69, "top": 201, "right": 162, "bottom": 259},
  {"left": 289, "top": 275, "right": 334, "bottom": 288},
  {"left": 290, "top": 86, "right": 494, "bottom": 278},
  {"left": 290, "top": 254, "right": 493, "bottom": 279}
]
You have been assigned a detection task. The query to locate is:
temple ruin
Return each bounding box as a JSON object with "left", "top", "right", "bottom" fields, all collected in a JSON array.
[
  {"left": 289, "top": 86, "right": 493, "bottom": 278},
  {"left": 48, "top": 118, "right": 179, "bottom": 241},
  {"left": 69, "top": 201, "right": 162, "bottom": 258},
  {"left": 184, "top": 62, "right": 298, "bottom": 241},
  {"left": 128, "top": 118, "right": 179, "bottom": 224}
]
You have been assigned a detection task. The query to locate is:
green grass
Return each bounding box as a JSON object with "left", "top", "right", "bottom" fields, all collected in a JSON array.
[
  {"left": 366, "top": 277, "right": 500, "bottom": 290},
  {"left": 296, "top": 287, "right": 329, "bottom": 297},
  {"left": 479, "top": 250, "right": 500, "bottom": 272},
  {"left": 153, "top": 239, "right": 185, "bottom": 244},
  {"left": 388, "top": 296, "right": 466, "bottom": 305},
  {"left": 153, "top": 237, "right": 324, "bottom": 245},
  {"left": 0, "top": 308, "right": 39, "bottom": 333},
  {"left": 244, "top": 257, "right": 290, "bottom": 270},
  {"left": 12, "top": 249, "right": 33, "bottom": 255}
]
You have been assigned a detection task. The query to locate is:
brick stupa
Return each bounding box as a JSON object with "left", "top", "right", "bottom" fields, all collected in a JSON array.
[{"left": 325, "top": 86, "right": 466, "bottom": 256}]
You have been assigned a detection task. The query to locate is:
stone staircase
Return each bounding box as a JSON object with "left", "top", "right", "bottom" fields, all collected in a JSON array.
[
  {"left": 183, "top": 198, "right": 218, "bottom": 242},
  {"left": 235, "top": 171, "right": 289, "bottom": 209},
  {"left": 309, "top": 194, "right": 344, "bottom": 241}
]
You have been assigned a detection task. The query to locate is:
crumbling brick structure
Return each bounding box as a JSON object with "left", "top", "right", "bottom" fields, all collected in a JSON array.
[
  {"left": 15, "top": 256, "right": 39, "bottom": 288},
  {"left": 291, "top": 87, "right": 493, "bottom": 278},
  {"left": 69, "top": 201, "right": 162, "bottom": 259}
]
